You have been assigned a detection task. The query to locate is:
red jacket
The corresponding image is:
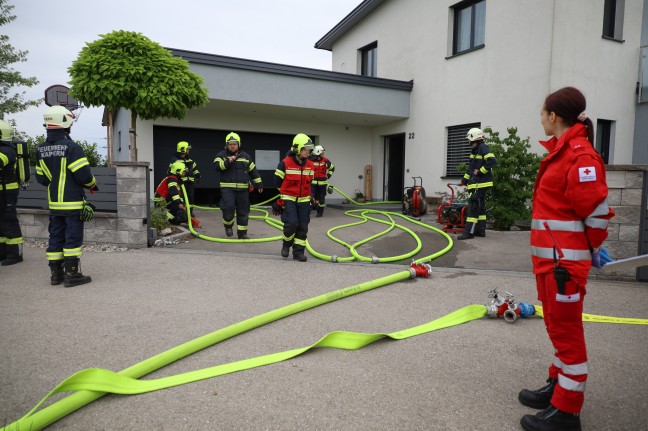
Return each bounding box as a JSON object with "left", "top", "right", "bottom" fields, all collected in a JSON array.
[
  {"left": 275, "top": 154, "right": 314, "bottom": 201},
  {"left": 530, "top": 123, "right": 614, "bottom": 276}
]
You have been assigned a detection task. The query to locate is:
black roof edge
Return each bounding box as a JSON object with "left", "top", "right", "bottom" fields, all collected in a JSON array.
[
  {"left": 314, "top": 0, "right": 385, "bottom": 51},
  {"left": 169, "top": 47, "right": 412, "bottom": 91}
]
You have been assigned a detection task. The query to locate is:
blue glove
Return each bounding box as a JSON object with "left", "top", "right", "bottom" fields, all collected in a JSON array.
[{"left": 592, "top": 246, "right": 613, "bottom": 268}]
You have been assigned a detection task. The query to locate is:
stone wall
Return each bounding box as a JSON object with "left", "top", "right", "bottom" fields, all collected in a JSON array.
[
  {"left": 18, "top": 162, "right": 150, "bottom": 248},
  {"left": 597, "top": 165, "right": 647, "bottom": 282}
]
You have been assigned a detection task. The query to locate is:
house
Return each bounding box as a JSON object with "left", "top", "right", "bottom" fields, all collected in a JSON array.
[{"left": 109, "top": 0, "right": 647, "bottom": 203}]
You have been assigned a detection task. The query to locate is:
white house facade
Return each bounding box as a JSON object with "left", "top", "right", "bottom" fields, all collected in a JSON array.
[{"left": 110, "top": 0, "right": 647, "bottom": 203}]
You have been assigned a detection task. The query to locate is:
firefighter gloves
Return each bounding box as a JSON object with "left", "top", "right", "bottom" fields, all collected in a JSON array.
[
  {"left": 272, "top": 199, "right": 285, "bottom": 216},
  {"left": 80, "top": 202, "right": 96, "bottom": 222}
]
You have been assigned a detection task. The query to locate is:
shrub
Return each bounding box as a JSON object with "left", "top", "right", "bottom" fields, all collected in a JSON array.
[
  {"left": 150, "top": 199, "right": 170, "bottom": 233},
  {"left": 484, "top": 127, "right": 542, "bottom": 230}
]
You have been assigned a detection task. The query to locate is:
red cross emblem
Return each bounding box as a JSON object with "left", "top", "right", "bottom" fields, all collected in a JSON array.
[{"left": 583, "top": 168, "right": 591, "bottom": 175}]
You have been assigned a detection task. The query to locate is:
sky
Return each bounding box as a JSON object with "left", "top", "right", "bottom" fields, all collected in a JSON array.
[{"left": 3, "top": 0, "right": 362, "bottom": 152}]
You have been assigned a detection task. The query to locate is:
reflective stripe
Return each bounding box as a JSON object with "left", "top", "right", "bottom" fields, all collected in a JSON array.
[
  {"left": 312, "top": 180, "right": 329, "bottom": 185},
  {"left": 531, "top": 219, "right": 585, "bottom": 232},
  {"left": 283, "top": 233, "right": 295, "bottom": 241},
  {"left": 484, "top": 153, "right": 495, "bottom": 159},
  {"left": 6, "top": 237, "right": 23, "bottom": 245},
  {"left": 281, "top": 195, "right": 296, "bottom": 201},
  {"left": 84, "top": 177, "right": 96, "bottom": 188},
  {"left": 552, "top": 356, "right": 561, "bottom": 368},
  {"left": 561, "top": 361, "right": 588, "bottom": 376},
  {"left": 556, "top": 292, "right": 581, "bottom": 302},
  {"left": 68, "top": 157, "right": 89, "bottom": 172},
  {"left": 0, "top": 236, "right": 6, "bottom": 244},
  {"left": 588, "top": 199, "right": 610, "bottom": 217},
  {"left": 238, "top": 225, "right": 248, "bottom": 231},
  {"left": 285, "top": 169, "right": 303, "bottom": 175},
  {"left": 584, "top": 217, "right": 609, "bottom": 229},
  {"left": 478, "top": 215, "right": 486, "bottom": 220},
  {"left": 248, "top": 162, "right": 256, "bottom": 170},
  {"left": 530, "top": 246, "right": 591, "bottom": 261},
  {"left": 214, "top": 157, "right": 226, "bottom": 170},
  {"left": 220, "top": 182, "right": 248, "bottom": 189},
  {"left": 47, "top": 251, "right": 64, "bottom": 261},
  {"left": 49, "top": 201, "right": 84, "bottom": 210},
  {"left": 58, "top": 158, "right": 66, "bottom": 203},
  {"left": 64, "top": 247, "right": 83, "bottom": 257},
  {"left": 0, "top": 152, "right": 8, "bottom": 165},
  {"left": 275, "top": 170, "right": 285, "bottom": 179},
  {"left": 0, "top": 183, "right": 19, "bottom": 190},
  {"left": 558, "top": 375, "right": 586, "bottom": 392},
  {"left": 294, "top": 238, "right": 306, "bottom": 246},
  {"left": 252, "top": 177, "right": 262, "bottom": 184},
  {"left": 39, "top": 160, "right": 52, "bottom": 180},
  {"left": 297, "top": 196, "right": 311, "bottom": 203},
  {"left": 466, "top": 217, "right": 478, "bottom": 223}
]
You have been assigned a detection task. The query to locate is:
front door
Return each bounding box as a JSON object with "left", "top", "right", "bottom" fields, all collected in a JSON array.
[{"left": 383, "top": 134, "right": 405, "bottom": 201}]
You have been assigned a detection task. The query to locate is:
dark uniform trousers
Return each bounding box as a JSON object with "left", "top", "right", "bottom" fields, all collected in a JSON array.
[
  {"left": 167, "top": 201, "right": 187, "bottom": 225},
  {"left": 464, "top": 187, "right": 489, "bottom": 236},
  {"left": 281, "top": 200, "right": 310, "bottom": 256},
  {"left": 47, "top": 213, "right": 84, "bottom": 268},
  {"left": 220, "top": 188, "right": 250, "bottom": 234},
  {"left": 0, "top": 190, "right": 22, "bottom": 259},
  {"left": 310, "top": 184, "right": 327, "bottom": 216}
]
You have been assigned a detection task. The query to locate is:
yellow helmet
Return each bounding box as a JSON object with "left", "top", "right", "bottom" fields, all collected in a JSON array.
[
  {"left": 43, "top": 106, "right": 75, "bottom": 129},
  {"left": 225, "top": 132, "right": 241, "bottom": 148},
  {"left": 0, "top": 119, "right": 13, "bottom": 141},
  {"left": 169, "top": 160, "right": 187, "bottom": 177},
  {"left": 177, "top": 141, "right": 191, "bottom": 153},
  {"left": 292, "top": 133, "right": 313, "bottom": 153}
]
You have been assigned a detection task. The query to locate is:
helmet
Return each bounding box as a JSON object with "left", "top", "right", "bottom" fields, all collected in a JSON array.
[
  {"left": 0, "top": 119, "right": 13, "bottom": 141},
  {"left": 312, "top": 145, "right": 325, "bottom": 156},
  {"left": 466, "top": 128, "right": 484, "bottom": 142},
  {"left": 292, "top": 133, "right": 314, "bottom": 153},
  {"left": 169, "top": 160, "right": 187, "bottom": 177},
  {"left": 43, "top": 106, "right": 75, "bottom": 129},
  {"left": 225, "top": 132, "right": 241, "bottom": 148},
  {"left": 177, "top": 141, "right": 191, "bottom": 153}
]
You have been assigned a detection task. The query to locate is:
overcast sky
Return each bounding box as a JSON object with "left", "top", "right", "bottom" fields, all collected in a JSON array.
[{"left": 4, "top": 0, "right": 361, "bottom": 151}]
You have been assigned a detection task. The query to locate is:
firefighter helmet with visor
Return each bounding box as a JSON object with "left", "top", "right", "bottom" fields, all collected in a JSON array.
[
  {"left": 43, "top": 106, "right": 75, "bottom": 129},
  {"left": 0, "top": 119, "right": 13, "bottom": 141}
]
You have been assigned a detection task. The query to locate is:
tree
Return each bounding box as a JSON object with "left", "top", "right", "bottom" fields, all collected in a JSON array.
[
  {"left": 68, "top": 30, "right": 209, "bottom": 161},
  {"left": 0, "top": 0, "right": 41, "bottom": 117},
  {"left": 484, "top": 127, "right": 543, "bottom": 230}
]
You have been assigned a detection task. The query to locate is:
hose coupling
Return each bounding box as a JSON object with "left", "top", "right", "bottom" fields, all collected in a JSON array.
[
  {"left": 409, "top": 262, "right": 432, "bottom": 278},
  {"left": 371, "top": 256, "right": 379, "bottom": 264},
  {"left": 331, "top": 255, "right": 338, "bottom": 263}
]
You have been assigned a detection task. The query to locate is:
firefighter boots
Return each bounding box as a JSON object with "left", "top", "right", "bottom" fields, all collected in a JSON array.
[
  {"left": 519, "top": 378, "right": 557, "bottom": 409},
  {"left": 238, "top": 233, "right": 249, "bottom": 240},
  {"left": 50, "top": 261, "right": 64, "bottom": 286},
  {"left": 293, "top": 254, "right": 307, "bottom": 262},
  {"left": 457, "top": 233, "right": 474, "bottom": 240},
  {"left": 225, "top": 226, "right": 234, "bottom": 237},
  {"left": 520, "top": 405, "right": 581, "bottom": 431},
  {"left": 63, "top": 258, "right": 92, "bottom": 288},
  {"left": 1, "top": 244, "right": 23, "bottom": 266},
  {"left": 281, "top": 244, "right": 290, "bottom": 258}
]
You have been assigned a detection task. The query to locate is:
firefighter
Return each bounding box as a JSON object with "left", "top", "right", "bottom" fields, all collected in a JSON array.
[
  {"left": 273, "top": 133, "right": 315, "bottom": 262},
  {"left": 154, "top": 160, "right": 189, "bottom": 226},
  {"left": 169, "top": 141, "right": 200, "bottom": 204},
  {"left": 308, "top": 145, "right": 335, "bottom": 218},
  {"left": 519, "top": 87, "right": 614, "bottom": 431},
  {"left": 36, "top": 106, "right": 98, "bottom": 287},
  {"left": 0, "top": 119, "right": 23, "bottom": 266},
  {"left": 457, "top": 127, "right": 496, "bottom": 239},
  {"left": 213, "top": 132, "right": 263, "bottom": 239}
]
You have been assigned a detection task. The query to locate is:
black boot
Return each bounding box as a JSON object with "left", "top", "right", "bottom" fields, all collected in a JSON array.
[
  {"left": 224, "top": 226, "right": 234, "bottom": 237},
  {"left": 521, "top": 405, "right": 581, "bottom": 431},
  {"left": 63, "top": 258, "right": 92, "bottom": 288},
  {"left": 238, "top": 232, "right": 249, "bottom": 240},
  {"left": 0, "top": 243, "right": 6, "bottom": 261},
  {"left": 281, "top": 244, "right": 290, "bottom": 258},
  {"left": 519, "top": 378, "right": 557, "bottom": 409},
  {"left": 1, "top": 244, "right": 23, "bottom": 266},
  {"left": 50, "top": 261, "right": 64, "bottom": 286},
  {"left": 457, "top": 233, "right": 474, "bottom": 240},
  {"left": 293, "top": 254, "right": 307, "bottom": 262}
]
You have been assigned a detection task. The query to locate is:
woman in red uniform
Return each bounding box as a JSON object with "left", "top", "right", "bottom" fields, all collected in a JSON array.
[{"left": 520, "top": 87, "right": 614, "bottom": 431}]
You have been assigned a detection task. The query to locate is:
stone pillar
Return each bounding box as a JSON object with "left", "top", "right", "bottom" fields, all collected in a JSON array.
[{"left": 114, "top": 161, "right": 150, "bottom": 247}]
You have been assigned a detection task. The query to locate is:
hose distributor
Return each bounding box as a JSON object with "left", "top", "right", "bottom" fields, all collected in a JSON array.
[
  {"left": 485, "top": 288, "right": 535, "bottom": 323},
  {"left": 409, "top": 261, "right": 433, "bottom": 278}
]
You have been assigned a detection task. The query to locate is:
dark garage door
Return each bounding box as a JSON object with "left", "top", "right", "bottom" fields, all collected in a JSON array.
[{"left": 153, "top": 126, "right": 294, "bottom": 205}]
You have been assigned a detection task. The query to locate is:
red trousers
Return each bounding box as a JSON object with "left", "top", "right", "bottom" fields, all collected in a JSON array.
[{"left": 536, "top": 272, "right": 588, "bottom": 414}]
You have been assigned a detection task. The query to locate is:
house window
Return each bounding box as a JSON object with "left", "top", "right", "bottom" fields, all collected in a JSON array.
[
  {"left": 602, "top": 0, "right": 624, "bottom": 41},
  {"left": 360, "top": 42, "right": 377, "bottom": 77},
  {"left": 452, "top": 0, "right": 486, "bottom": 55},
  {"left": 595, "top": 119, "right": 614, "bottom": 164},
  {"left": 446, "top": 123, "right": 479, "bottom": 177},
  {"left": 639, "top": 46, "right": 648, "bottom": 103}
]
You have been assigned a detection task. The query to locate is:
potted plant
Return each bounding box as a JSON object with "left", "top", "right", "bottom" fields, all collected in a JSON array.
[{"left": 355, "top": 189, "right": 366, "bottom": 203}]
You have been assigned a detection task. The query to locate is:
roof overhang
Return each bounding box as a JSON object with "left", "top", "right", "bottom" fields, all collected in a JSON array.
[
  {"left": 314, "top": 0, "right": 386, "bottom": 51},
  {"left": 170, "top": 48, "right": 412, "bottom": 127}
]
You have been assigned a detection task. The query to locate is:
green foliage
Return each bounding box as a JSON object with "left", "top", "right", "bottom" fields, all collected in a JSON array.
[
  {"left": 0, "top": 0, "right": 41, "bottom": 116},
  {"left": 68, "top": 30, "right": 209, "bottom": 120},
  {"left": 484, "top": 127, "right": 542, "bottom": 230},
  {"left": 21, "top": 134, "right": 105, "bottom": 167},
  {"left": 150, "top": 199, "right": 171, "bottom": 233}
]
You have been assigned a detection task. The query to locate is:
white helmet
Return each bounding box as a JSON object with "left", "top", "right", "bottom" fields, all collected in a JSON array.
[
  {"left": 466, "top": 127, "right": 484, "bottom": 142},
  {"left": 312, "top": 145, "right": 325, "bottom": 156},
  {"left": 43, "top": 106, "right": 75, "bottom": 129},
  {"left": 0, "top": 119, "right": 13, "bottom": 141}
]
